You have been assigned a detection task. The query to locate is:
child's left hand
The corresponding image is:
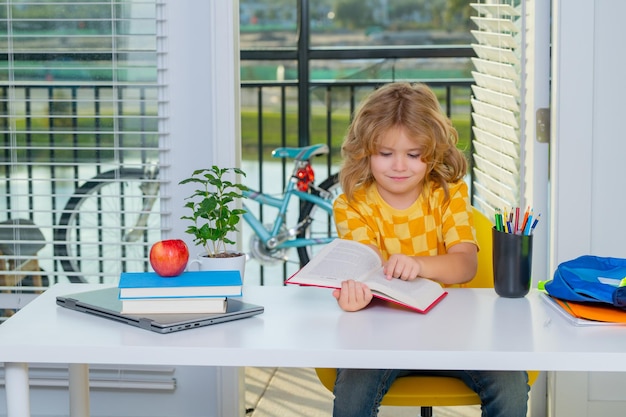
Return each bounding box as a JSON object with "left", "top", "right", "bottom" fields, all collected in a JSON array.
[
  {"left": 332, "top": 280, "right": 373, "bottom": 312},
  {"left": 383, "top": 254, "right": 421, "bottom": 281}
]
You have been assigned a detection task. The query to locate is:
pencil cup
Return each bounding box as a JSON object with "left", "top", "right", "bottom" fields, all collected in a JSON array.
[{"left": 492, "top": 228, "right": 533, "bottom": 298}]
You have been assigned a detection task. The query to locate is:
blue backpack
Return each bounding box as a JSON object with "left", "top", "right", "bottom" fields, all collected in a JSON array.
[{"left": 544, "top": 255, "right": 626, "bottom": 310}]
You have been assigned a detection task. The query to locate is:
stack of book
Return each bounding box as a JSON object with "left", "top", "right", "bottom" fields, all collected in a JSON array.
[{"left": 118, "top": 270, "right": 242, "bottom": 314}]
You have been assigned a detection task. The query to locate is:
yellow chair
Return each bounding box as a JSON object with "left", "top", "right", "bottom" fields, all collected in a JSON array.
[{"left": 315, "top": 207, "right": 539, "bottom": 417}]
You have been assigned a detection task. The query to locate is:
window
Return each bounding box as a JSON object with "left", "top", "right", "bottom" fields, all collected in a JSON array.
[
  {"left": 469, "top": 1, "right": 523, "bottom": 215},
  {"left": 0, "top": 0, "right": 162, "bottom": 304}
]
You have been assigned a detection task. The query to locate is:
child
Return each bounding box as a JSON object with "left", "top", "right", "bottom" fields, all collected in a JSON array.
[{"left": 331, "top": 82, "right": 529, "bottom": 417}]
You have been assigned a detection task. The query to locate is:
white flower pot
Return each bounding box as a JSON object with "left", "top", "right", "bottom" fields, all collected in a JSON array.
[{"left": 188, "top": 252, "right": 247, "bottom": 283}]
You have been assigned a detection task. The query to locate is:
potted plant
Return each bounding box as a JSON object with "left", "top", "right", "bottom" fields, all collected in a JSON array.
[{"left": 179, "top": 166, "right": 249, "bottom": 278}]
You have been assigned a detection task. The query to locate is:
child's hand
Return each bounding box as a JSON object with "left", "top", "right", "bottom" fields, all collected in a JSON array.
[
  {"left": 332, "top": 279, "right": 373, "bottom": 312},
  {"left": 384, "top": 254, "right": 421, "bottom": 281}
]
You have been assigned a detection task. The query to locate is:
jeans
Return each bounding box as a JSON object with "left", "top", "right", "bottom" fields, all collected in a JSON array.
[{"left": 332, "top": 369, "right": 529, "bottom": 417}]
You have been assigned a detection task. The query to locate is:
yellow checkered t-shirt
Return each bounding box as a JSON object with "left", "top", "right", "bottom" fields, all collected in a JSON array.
[{"left": 333, "top": 180, "right": 477, "bottom": 261}]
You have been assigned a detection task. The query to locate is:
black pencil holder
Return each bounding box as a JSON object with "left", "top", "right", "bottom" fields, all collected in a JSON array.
[{"left": 492, "top": 227, "right": 533, "bottom": 298}]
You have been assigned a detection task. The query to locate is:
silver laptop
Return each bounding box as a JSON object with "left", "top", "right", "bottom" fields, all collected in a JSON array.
[{"left": 56, "top": 287, "right": 264, "bottom": 334}]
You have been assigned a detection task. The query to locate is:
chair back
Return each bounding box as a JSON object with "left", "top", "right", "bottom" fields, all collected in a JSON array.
[{"left": 461, "top": 207, "right": 494, "bottom": 289}]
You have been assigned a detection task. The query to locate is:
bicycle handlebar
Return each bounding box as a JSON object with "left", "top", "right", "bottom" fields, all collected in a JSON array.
[{"left": 271, "top": 144, "right": 329, "bottom": 160}]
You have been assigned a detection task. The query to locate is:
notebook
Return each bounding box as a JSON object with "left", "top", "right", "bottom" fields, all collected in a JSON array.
[{"left": 56, "top": 287, "right": 264, "bottom": 334}]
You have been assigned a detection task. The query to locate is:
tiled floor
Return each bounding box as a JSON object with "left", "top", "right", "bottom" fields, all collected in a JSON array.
[{"left": 245, "top": 367, "right": 480, "bottom": 417}]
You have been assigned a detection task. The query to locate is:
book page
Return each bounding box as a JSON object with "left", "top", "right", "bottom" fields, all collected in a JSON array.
[
  {"left": 363, "top": 270, "right": 445, "bottom": 310},
  {"left": 291, "top": 239, "right": 381, "bottom": 286}
]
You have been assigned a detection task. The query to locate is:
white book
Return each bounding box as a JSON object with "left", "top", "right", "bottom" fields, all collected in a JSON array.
[
  {"left": 121, "top": 296, "right": 227, "bottom": 315},
  {"left": 286, "top": 239, "right": 447, "bottom": 313}
]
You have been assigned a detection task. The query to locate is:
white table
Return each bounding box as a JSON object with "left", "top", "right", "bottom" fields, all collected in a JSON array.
[{"left": 2, "top": 283, "right": 626, "bottom": 417}]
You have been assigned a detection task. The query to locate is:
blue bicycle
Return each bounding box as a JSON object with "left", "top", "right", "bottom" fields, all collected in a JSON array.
[
  {"left": 54, "top": 144, "right": 341, "bottom": 282},
  {"left": 243, "top": 144, "right": 341, "bottom": 267}
]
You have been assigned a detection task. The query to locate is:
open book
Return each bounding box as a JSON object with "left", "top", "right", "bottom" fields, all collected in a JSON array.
[{"left": 286, "top": 239, "right": 447, "bottom": 313}]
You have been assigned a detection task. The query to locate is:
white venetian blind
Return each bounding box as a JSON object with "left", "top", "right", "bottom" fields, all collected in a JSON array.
[
  {"left": 0, "top": 0, "right": 165, "bottom": 314},
  {"left": 469, "top": 1, "right": 523, "bottom": 217}
]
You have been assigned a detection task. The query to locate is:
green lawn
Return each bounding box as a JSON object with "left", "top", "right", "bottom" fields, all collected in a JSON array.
[
  {"left": 3, "top": 109, "right": 471, "bottom": 164},
  {"left": 241, "top": 110, "right": 471, "bottom": 163}
]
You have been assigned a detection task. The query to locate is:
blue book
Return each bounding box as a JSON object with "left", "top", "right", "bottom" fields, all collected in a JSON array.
[{"left": 118, "top": 270, "right": 242, "bottom": 299}]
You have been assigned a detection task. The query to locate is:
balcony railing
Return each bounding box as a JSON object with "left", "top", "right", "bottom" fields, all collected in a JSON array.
[{"left": 240, "top": 78, "right": 474, "bottom": 180}]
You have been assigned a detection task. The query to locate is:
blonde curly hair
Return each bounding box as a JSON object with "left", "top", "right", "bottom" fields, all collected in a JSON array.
[{"left": 339, "top": 82, "right": 467, "bottom": 201}]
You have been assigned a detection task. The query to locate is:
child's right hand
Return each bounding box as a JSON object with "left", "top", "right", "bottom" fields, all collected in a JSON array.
[
  {"left": 384, "top": 254, "right": 422, "bottom": 280},
  {"left": 332, "top": 279, "right": 373, "bottom": 312}
]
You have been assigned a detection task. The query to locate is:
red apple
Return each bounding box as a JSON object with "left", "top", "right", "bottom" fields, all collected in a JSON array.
[{"left": 149, "top": 239, "right": 189, "bottom": 277}]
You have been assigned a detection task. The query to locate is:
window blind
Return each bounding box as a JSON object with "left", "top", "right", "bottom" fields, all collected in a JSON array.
[
  {"left": 0, "top": 0, "right": 164, "bottom": 312},
  {"left": 469, "top": 1, "right": 523, "bottom": 218}
]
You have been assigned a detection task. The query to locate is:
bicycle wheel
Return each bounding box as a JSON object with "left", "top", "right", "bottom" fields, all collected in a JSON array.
[
  {"left": 54, "top": 168, "right": 161, "bottom": 284},
  {"left": 296, "top": 173, "right": 341, "bottom": 266}
]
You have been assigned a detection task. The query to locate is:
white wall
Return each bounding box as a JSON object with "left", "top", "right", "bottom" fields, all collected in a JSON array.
[
  {"left": 549, "top": 1, "right": 626, "bottom": 415},
  {"left": 158, "top": 0, "right": 243, "bottom": 416},
  {"left": 160, "top": 0, "right": 242, "bottom": 253},
  {"left": 551, "top": 1, "right": 626, "bottom": 262},
  {"left": 523, "top": 1, "right": 552, "bottom": 414}
]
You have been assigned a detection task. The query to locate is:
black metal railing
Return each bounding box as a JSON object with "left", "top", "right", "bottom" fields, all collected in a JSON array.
[{"left": 240, "top": 78, "right": 473, "bottom": 178}]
